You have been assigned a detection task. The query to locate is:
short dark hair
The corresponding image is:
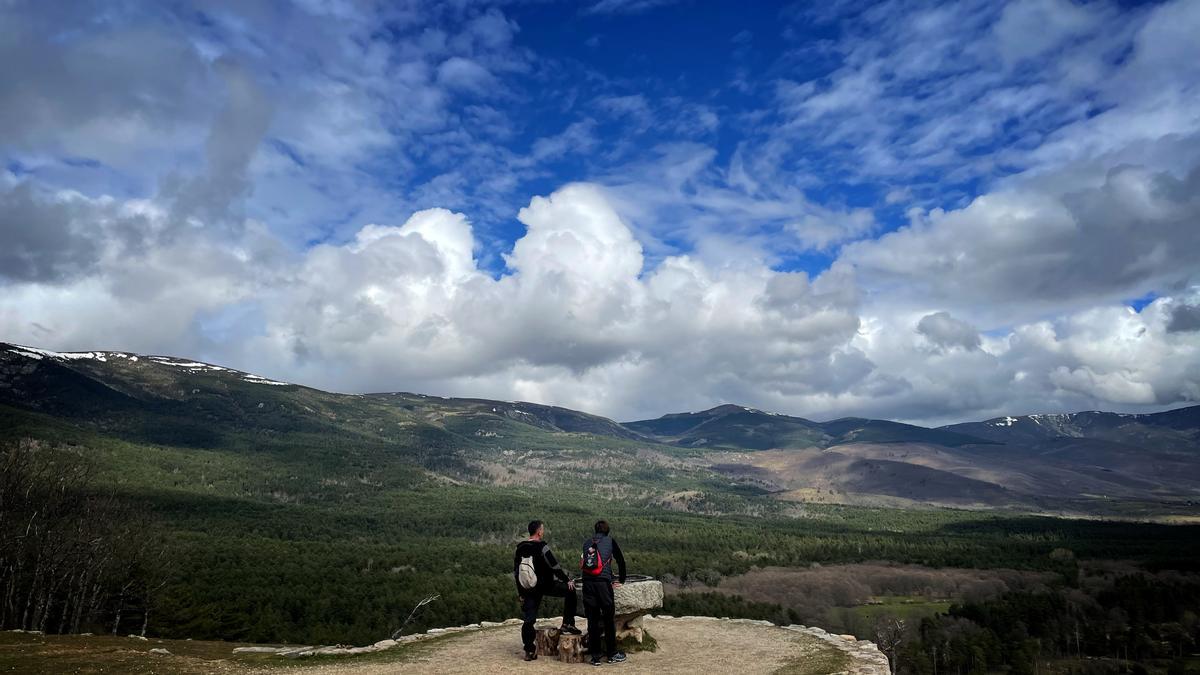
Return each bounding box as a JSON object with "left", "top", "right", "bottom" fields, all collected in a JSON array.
[
  {"left": 594, "top": 520, "right": 610, "bottom": 535},
  {"left": 528, "top": 520, "right": 543, "bottom": 536}
]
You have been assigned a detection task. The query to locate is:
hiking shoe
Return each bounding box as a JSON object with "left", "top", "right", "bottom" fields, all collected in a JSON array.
[
  {"left": 560, "top": 624, "right": 582, "bottom": 635},
  {"left": 524, "top": 650, "right": 537, "bottom": 661},
  {"left": 608, "top": 652, "right": 627, "bottom": 663},
  {"left": 591, "top": 655, "right": 603, "bottom": 666}
]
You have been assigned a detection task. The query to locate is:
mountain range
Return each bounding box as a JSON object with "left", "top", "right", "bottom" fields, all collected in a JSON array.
[{"left": 1, "top": 341, "right": 1197, "bottom": 515}]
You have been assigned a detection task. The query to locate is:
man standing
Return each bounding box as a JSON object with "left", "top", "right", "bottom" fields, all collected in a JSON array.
[
  {"left": 581, "top": 520, "right": 626, "bottom": 666},
  {"left": 514, "top": 520, "right": 580, "bottom": 661}
]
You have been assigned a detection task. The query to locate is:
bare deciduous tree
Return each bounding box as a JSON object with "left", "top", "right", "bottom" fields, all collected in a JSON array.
[
  {"left": 874, "top": 616, "right": 906, "bottom": 675},
  {"left": 391, "top": 594, "right": 440, "bottom": 640},
  {"left": 0, "top": 440, "right": 157, "bottom": 635}
]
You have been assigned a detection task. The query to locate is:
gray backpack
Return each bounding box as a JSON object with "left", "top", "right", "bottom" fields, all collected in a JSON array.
[{"left": 518, "top": 553, "right": 538, "bottom": 590}]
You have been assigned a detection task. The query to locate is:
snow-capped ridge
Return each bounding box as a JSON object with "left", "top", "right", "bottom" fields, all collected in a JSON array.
[
  {"left": 11, "top": 346, "right": 111, "bottom": 362},
  {"left": 3, "top": 343, "right": 291, "bottom": 387}
]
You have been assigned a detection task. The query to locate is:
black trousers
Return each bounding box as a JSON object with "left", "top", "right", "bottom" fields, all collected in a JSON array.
[
  {"left": 582, "top": 578, "right": 616, "bottom": 657},
  {"left": 520, "top": 581, "right": 578, "bottom": 653}
]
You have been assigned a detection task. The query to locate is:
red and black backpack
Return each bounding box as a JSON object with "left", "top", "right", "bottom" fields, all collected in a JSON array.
[{"left": 580, "top": 536, "right": 605, "bottom": 576}]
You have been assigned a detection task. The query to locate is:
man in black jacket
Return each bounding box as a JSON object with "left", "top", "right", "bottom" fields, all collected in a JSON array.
[
  {"left": 514, "top": 520, "right": 580, "bottom": 661},
  {"left": 581, "top": 519, "right": 626, "bottom": 666}
]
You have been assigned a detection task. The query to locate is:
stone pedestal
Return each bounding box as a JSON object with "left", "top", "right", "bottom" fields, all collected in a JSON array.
[
  {"left": 612, "top": 580, "right": 664, "bottom": 644},
  {"left": 615, "top": 613, "right": 644, "bottom": 642}
]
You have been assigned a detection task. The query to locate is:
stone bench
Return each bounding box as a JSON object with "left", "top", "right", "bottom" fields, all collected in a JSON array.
[{"left": 535, "top": 579, "right": 664, "bottom": 659}]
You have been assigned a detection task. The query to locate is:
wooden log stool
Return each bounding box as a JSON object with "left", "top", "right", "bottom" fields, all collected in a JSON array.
[
  {"left": 556, "top": 633, "right": 586, "bottom": 663},
  {"left": 534, "top": 627, "right": 560, "bottom": 657}
]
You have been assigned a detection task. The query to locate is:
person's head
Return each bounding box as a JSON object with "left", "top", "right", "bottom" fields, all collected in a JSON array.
[
  {"left": 528, "top": 520, "right": 544, "bottom": 539},
  {"left": 594, "top": 520, "right": 610, "bottom": 535}
]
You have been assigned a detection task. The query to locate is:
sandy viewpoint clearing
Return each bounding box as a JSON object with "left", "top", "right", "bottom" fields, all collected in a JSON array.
[
  {"left": 286, "top": 617, "right": 876, "bottom": 675},
  {"left": 0, "top": 617, "right": 889, "bottom": 674}
]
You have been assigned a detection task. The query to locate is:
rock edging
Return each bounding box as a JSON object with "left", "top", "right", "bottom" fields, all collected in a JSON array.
[{"left": 231, "top": 619, "right": 525, "bottom": 658}]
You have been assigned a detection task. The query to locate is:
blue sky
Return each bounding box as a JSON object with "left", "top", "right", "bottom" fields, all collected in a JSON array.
[{"left": 1, "top": 0, "right": 1198, "bottom": 423}]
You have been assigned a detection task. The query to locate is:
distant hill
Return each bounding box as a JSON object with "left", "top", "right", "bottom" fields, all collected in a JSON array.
[
  {"left": 623, "top": 405, "right": 829, "bottom": 449},
  {"left": 0, "top": 343, "right": 644, "bottom": 459},
  {"left": 368, "top": 393, "right": 650, "bottom": 441},
  {"left": 943, "top": 408, "right": 1200, "bottom": 449},
  {"left": 2, "top": 341, "right": 1198, "bottom": 513},
  {"left": 623, "top": 406, "right": 995, "bottom": 449}
]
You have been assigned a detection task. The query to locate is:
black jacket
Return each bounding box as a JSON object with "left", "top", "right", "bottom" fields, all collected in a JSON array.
[{"left": 514, "top": 539, "right": 570, "bottom": 595}]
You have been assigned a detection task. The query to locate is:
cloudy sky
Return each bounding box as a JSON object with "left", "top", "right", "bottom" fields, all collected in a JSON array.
[{"left": 2, "top": 0, "right": 1198, "bottom": 424}]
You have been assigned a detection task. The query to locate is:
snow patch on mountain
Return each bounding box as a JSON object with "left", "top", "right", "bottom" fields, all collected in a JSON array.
[
  {"left": 10, "top": 346, "right": 109, "bottom": 362},
  {"left": 243, "top": 374, "right": 289, "bottom": 386},
  {"left": 149, "top": 357, "right": 230, "bottom": 371}
]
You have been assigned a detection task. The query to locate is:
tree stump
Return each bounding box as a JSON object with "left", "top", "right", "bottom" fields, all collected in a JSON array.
[
  {"left": 557, "top": 633, "right": 586, "bottom": 663},
  {"left": 534, "top": 627, "right": 560, "bottom": 657}
]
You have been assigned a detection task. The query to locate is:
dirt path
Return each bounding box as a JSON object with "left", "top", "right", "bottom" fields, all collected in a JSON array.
[{"left": 287, "top": 617, "right": 851, "bottom": 675}]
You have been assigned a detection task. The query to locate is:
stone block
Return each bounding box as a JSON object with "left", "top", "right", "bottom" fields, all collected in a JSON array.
[{"left": 613, "top": 580, "right": 663, "bottom": 615}]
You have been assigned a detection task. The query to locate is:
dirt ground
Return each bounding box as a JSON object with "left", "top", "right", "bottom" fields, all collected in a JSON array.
[
  {"left": 1, "top": 618, "right": 851, "bottom": 674},
  {"left": 283, "top": 617, "right": 848, "bottom": 675}
]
